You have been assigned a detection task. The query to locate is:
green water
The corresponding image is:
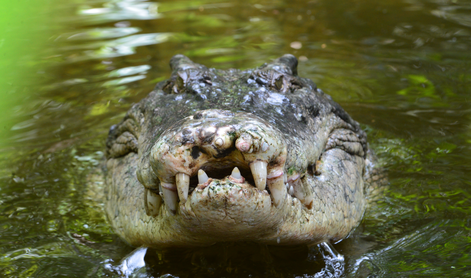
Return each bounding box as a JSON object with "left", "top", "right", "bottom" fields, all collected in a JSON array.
[{"left": 1, "top": 0, "right": 471, "bottom": 277}]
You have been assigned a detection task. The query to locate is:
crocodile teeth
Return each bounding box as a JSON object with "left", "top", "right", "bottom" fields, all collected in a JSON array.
[
  {"left": 198, "top": 169, "right": 209, "bottom": 185},
  {"left": 288, "top": 184, "right": 294, "bottom": 196},
  {"left": 250, "top": 161, "right": 267, "bottom": 190},
  {"left": 267, "top": 176, "right": 286, "bottom": 207},
  {"left": 231, "top": 167, "right": 242, "bottom": 179},
  {"left": 145, "top": 189, "right": 162, "bottom": 216},
  {"left": 161, "top": 182, "right": 178, "bottom": 213},
  {"left": 229, "top": 167, "right": 245, "bottom": 183},
  {"left": 261, "top": 142, "right": 269, "bottom": 152},
  {"left": 176, "top": 173, "right": 190, "bottom": 203}
]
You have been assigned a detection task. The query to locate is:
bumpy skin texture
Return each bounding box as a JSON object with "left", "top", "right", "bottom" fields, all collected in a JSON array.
[{"left": 104, "top": 54, "right": 379, "bottom": 248}]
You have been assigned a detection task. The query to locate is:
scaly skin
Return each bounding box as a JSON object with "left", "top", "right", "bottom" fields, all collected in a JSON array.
[{"left": 104, "top": 54, "right": 381, "bottom": 248}]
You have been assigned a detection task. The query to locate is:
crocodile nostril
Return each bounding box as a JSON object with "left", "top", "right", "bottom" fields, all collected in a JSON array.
[{"left": 191, "top": 146, "right": 201, "bottom": 159}]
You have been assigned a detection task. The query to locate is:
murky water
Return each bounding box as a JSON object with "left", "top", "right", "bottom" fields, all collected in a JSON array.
[{"left": 1, "top": 0, "right": 471, "bottom": 277}]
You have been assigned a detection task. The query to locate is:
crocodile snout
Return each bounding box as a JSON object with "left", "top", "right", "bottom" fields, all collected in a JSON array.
[{"left": 138, "top": 109, "right": 288, "bottom": 215}]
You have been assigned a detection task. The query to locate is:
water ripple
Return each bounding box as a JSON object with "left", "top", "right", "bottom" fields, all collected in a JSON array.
[
  {"left": 61, "top": 27, "right": 141, "bottom": 41},
  {"left": 63, "top": 33, "right": 172, "bottom": 61},
  {"left": 77, "top": 0, "right": 160, "bottom": 24}
]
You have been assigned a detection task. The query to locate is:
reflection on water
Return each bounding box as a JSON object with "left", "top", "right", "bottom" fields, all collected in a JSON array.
[
  {"left": 1, "top": 0, "right": 471, "bottom": 277},
  {"left": 77, "top": 0, "right": 160, "bottom": 24}
]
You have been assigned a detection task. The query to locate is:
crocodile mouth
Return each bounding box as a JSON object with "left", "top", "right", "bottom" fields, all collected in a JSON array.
[
  {"left": 137, "top": 109, "right": 292, "bottom": 216},
  {"left": 188, "top": 164, "right": 255, "bottom": 190}
]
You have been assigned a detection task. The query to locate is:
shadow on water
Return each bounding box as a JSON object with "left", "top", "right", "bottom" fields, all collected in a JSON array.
[
  {"left": 102, "top": 243, "right": 348, "bottom": 278},
  {"left": 1, "top": 0, "right": 471, "bottom": 277}
]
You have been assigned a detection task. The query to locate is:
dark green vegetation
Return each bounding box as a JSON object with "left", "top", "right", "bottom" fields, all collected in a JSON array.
[{"left": 1, "top": 0, "right": 471, "bottom": 277}]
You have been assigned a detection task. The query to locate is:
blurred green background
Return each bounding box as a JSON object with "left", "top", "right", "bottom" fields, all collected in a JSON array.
[{"left": 0, "top": 0, "right": 47, "bottom": 147}]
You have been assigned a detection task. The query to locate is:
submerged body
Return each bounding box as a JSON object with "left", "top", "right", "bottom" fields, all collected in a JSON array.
[{"left": 104, "top": 55, "right": 380, "bottom": 248}]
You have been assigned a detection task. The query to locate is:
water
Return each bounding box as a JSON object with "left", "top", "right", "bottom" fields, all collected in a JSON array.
[{"left": 1, "top": 0, "right": 471, "bottom": 277}]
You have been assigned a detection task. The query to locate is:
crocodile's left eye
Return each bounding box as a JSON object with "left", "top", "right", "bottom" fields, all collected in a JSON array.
[{"left": 162, "top": 69, "right": 213, "bottom": 95}]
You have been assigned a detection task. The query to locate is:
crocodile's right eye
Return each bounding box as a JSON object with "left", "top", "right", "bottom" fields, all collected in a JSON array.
[{"left": 162, "top": 74, "right": 185, "bottom": 94}]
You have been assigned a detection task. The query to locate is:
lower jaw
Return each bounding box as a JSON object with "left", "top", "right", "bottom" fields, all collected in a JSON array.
[
  {"left": 116, "top": 178, "right": 342, "bottom": 247},
  {"left": 138, "top": 189, "right": 331, "bottom": 247},
  {"left": 106, "top": 156, "right": 331, "bottom": 247}
]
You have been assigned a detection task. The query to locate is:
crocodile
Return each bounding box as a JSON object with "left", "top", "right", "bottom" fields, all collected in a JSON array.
[{"left": 104, "top": 54, "right": 382, "bottom": 248}]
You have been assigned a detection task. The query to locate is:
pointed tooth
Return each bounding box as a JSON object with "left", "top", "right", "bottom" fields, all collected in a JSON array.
[
  {"left": 288, "top": 185, "right": 294, "bottom": 196},
  {"left": 292, "top": 180, "right": 313, "bottom": 206},
  {"left": 231, "top": 167, "right": 242, "bottom": 180},
  {"left": 229, "top": 167, "right": 245, "bottom": 183},
  {"left": 176, "top": 173, "right": 190, "bottom": 202},
  {"left": 198, "top": 169, "right": 209, "bottom": 185},
  {"left": 293, "top": 183, "right": 304, "bottom": 200},
  {"left": 293, "top": 180, "right": 314, "bottom": 207},
  {"left": 250, "top": 161, "right": 267, "bottom": 190},
  {"left": 145, "top": 189, "right": 162, "bottom": 216},
  {"left": 161, "top": 182, "right": 178, "bottom": 214},
  {"left": 268, "top": 176, "right": 287, "bottom": 207},
  {"left": 261, "top": 142, "right": 269, "bottom": 152}
]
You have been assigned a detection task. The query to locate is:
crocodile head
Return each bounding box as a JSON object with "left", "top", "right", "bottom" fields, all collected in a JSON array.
[{"left": 104, "top": 54, "right": 375, "bottom": 247}]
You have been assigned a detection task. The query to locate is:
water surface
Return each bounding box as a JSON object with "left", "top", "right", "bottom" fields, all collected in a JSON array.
[{"left": 1, "top": 0, "right": 471, "bottom": 277}]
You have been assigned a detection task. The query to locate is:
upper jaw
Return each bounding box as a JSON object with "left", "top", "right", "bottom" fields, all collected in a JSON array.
[{"left": 137, "top": 109, "right": 290, "bottom": 216}]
